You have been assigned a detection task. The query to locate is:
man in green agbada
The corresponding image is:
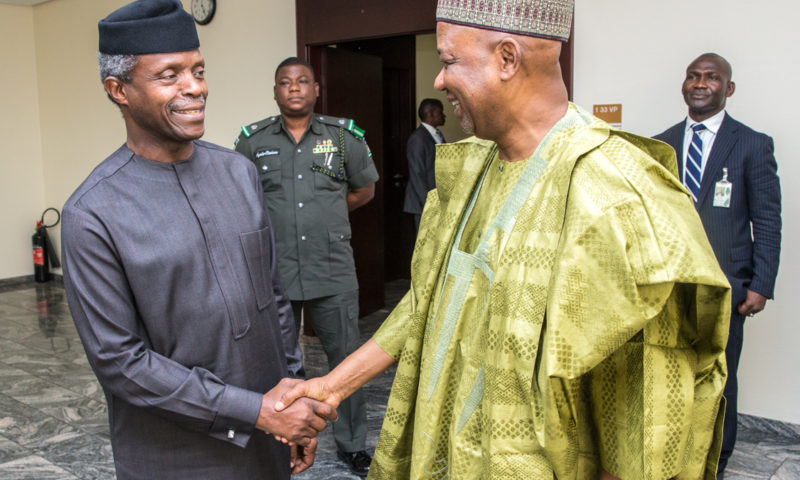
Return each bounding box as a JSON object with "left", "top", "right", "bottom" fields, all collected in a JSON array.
[{"left": 274, "top": 1, "right": 731, "bottom": 478}]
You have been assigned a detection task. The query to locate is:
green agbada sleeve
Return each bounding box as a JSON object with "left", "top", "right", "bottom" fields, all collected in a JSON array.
[
  {"left": 373, "top": 289, "right": 414, "bottom": 360},
  {"left": 373, "top": 166, "right": 461, "bottom": 362},
  {"left": 540, "top": 140, "right": 730, "bottom": 480},
  {"left": 373, "top": 188, "right": 452, "bottom": 360}
]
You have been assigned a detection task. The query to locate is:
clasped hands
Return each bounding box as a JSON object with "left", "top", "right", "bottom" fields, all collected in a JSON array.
[
  {"left": 256, "top": 378, "right": 338, "bottom": 473},
  {"left": 265, "top": 376, "right": 340, "bottom": 445}
]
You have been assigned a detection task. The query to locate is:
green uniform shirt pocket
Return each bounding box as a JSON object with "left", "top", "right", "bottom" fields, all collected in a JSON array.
[
  {"left": 254, "top": 148, "right": 282, "bottom": 193},
  {"left": 328, "top": 227, "right": 353, "bottom": 272},
  {"left": 313, "top": 159, "right": 347, "bottom": 191}
]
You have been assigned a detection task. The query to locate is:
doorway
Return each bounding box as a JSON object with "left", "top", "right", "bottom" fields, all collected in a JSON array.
[
  {"left": 306, "top": 37, "right": 417, "bottom": 318},
  {"left": 335, "top": 36, "right": 417, "bottom": 283},
  {"left": 296, "top": 0, "right": 574, "bottom": 318}
]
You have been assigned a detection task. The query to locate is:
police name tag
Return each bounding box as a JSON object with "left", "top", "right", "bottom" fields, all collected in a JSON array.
[
  {"left": 713, "top": 168, "right": 732, "bottom": 208},
  {"left": 255, "top": 148, "right": 279, "bottom": 159}
]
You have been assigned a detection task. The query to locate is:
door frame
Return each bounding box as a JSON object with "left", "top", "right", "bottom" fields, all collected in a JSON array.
[
  {"left": 293, "top": 1, "right": 574, "bottom": 316},
  {"left": 295, "top": 0, "right": 437, "bottom": 53},
  {"left": 295, "top": 0, "right": 574, "bottom": 98}
]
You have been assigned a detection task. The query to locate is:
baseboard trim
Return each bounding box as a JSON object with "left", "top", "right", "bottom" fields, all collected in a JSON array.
[
  {"left": 739, "top": 413, "right": 800, "bottom": 440},
  {"left": 0, "top": 274, "right": 63, "bottom": 290}
]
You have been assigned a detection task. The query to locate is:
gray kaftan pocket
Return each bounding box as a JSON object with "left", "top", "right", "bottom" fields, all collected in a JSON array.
[{"left": 240, "top": 227, "right": 274, "bottom": 311}]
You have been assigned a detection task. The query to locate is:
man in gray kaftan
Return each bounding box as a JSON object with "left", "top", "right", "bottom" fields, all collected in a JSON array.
[{"left": 61, "top": 1, "right": 334, "bottom": 478}]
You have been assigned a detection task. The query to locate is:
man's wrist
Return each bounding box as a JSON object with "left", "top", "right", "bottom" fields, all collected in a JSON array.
[
  {"left": 256, "top": 394, "right": 278, "bottom": 433},
  {"left": 210, "top": 385, "right": 262, "bottom": 447}
]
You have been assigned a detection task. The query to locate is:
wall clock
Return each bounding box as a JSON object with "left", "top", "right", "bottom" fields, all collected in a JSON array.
[{"left": 191, "top": 0, "right": 216, "bottom": 25}]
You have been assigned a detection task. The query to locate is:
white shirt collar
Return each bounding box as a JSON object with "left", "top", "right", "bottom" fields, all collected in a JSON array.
[
  {"left": 685, "top": 109, "right": 726, "bottom": 136},
  {"left": 421, "top": 122, "right": 442, "bottom": 143}
]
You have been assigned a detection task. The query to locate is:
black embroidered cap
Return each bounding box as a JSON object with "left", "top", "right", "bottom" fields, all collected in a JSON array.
[{"left": 98, "top": 0, "right": 199, "bottom": 55}]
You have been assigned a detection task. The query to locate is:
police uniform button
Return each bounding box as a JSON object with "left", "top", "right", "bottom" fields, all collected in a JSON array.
[
  {"left": 227, "top": 429, "right": 235, "bottom": 440},
  {"left": 262, "top": 165, "right": 268, "bottom": 171},
  {"left": 339, "top": 234, "right": 344, "bottom": 240},
  {"left": 301, "top": 235, "right": 307, "bottom": 241},
  {"left": 297, "top": 148, "right": 302, "bottom": 153},
  {"left": 298, "top": 202, "right": 304, "bottom": 208},
  {"left": 250, "top": 124, "right": 258, "bottom": 130},
  {"left": 297, "top": 174, "right": 303, "bottom": 180}
]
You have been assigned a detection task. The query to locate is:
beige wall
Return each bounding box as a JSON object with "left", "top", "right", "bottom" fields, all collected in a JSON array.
[
  {"left": 0, "top": 5, "right": 45, "bottom": 279},
  {"left": 3, "top": 0, "right": 798, "bottom": 425},
  {"left": 19, "top": 0, "right": 298, "bottom": 275},
  {"left": 175, "top": 0, "right": 297, "bottom": 147},
  {"left": 415, "top": 34, "right": 468, "bottom": 143},
  {"left": 32, "top": 0, "right": 128, "bottom": 268},
  {"left": 573, "top": 0, "right": 800, "bottom": 424}
]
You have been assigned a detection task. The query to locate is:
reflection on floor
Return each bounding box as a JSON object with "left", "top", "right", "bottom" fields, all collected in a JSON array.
[{"left": 0, "top": 279, "right": 797, "bottom": 479}]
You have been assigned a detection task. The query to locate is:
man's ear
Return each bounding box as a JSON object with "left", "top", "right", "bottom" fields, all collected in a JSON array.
[
  {"left": 726, "top": 80, "right": 736, "bottom": 98},
  {"left": 104, "top": 76, "right": 129, "bottom": 106},
  {"left": 497, "top": 37, "right": 522, "bottom": 81}
]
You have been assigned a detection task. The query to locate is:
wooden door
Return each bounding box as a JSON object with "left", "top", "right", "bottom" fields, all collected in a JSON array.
[
  {"left": 378, "top": 65, "right": 415, "bottom": 280},
  {"left": 297, "top": 3, "right": 576, "bottom": 320},
  {"left": 296, "top": 0, "right": 573, "bottom": 99},
  {"left": 336, "top": 36, "right": 417, "bottom": 281},
  {"left": 309, "top": 47, "right": 385, "bottom": 316}
]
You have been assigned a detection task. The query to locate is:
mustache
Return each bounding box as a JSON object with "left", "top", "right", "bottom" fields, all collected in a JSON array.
[{"left": 170, "top": 96, "right": 206, "bottom": 110}]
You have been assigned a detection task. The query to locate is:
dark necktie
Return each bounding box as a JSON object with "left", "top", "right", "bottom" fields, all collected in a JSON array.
[
  {"left": 435, "top": 129, "right": 445, "bottom": 144},
  {"left": 685, "top": 123, "right": 707, "bottom": 202}
]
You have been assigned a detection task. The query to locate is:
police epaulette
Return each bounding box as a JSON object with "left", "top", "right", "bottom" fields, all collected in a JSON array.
[
  {"left": 316, "top": 115, "right": 365, "bottom": 139},
  {"left": 240, "top": 116, "right": 280, "bottom": 138}
]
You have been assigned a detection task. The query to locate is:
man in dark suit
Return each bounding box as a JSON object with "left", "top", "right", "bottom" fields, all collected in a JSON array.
[
  {"left": 403, "top": 98, "right": 446, "bottom": 232},
  {"left": 655, "top": 53, "right": 782, "bottom": 477}
]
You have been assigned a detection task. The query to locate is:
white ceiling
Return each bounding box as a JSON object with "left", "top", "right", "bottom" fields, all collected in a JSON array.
[{"left": 0, "top": 0, "right": 53, "bottom": 5}]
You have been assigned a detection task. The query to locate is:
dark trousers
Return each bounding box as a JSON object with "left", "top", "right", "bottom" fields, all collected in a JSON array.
[
  {"left": 412, "top": 213, "right": 421, "bottom": 235},
  {"left": 291, "top": 290, "right": 367, "bottom": 453},
  {"left": 718, "top": 313, "right": 746, "bottom": 473}
]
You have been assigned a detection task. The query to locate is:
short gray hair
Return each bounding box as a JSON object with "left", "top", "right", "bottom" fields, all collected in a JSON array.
[{"left": 98, "top": 52, "right": 138, "bottom": 83}]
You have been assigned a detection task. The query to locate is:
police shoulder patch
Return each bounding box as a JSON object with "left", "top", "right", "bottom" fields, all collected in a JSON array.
[
  {"left": 240, "top": 115, "right": 280, "bottom": 138},
  {"left": 317, "top": 115, "right": 365, "bottom": 139}
]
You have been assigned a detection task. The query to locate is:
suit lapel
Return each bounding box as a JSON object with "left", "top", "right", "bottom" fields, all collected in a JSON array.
[
  {"left": 417, "top": 125, "right": 435, "bottom": 146},
  {"left": 697, "top": 115, "right": 738, "bottom": 207},
  {"left": 423, "top": 126, "right": 435, "bottom": 146},
  {"left": 672, "top": 125, "right": 687, "bottom": 181}
]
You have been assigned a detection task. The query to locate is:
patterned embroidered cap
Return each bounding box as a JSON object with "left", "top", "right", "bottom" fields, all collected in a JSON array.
[{"left": 436, "top": 0, "right": 574, "bottom": 42}]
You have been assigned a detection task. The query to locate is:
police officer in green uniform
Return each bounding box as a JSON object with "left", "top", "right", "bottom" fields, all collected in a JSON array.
[{"left": 235, "top": 57, "right": 378, "bottom": 477}]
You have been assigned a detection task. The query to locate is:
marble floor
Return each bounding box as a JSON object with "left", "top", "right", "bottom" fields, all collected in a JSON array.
[{"left": 0, "top": 279, "right": 797, "bottom": 479}]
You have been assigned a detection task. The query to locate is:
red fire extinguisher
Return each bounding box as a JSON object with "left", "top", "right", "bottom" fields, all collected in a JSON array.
[{"left": 32, "top": 207, "right": 61, "bottom": 283}]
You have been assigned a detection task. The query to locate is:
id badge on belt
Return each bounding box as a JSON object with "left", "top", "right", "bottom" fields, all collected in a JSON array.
[{"left": 713, "top": 167, "right": 732, "bottom": 208}]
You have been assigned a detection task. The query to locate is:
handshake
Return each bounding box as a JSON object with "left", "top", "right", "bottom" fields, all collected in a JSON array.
[
  {"left": 256, "top": 377, "right": 340, "bottom": 474},
  {"left": 255, "top": 339, "right": 394, "bottom": 473}
]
